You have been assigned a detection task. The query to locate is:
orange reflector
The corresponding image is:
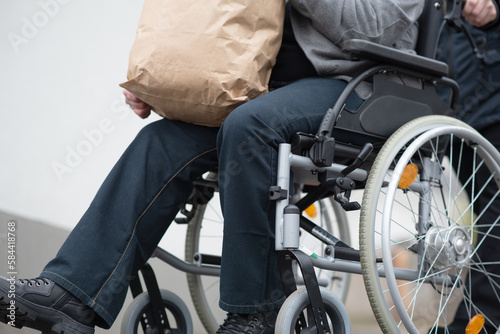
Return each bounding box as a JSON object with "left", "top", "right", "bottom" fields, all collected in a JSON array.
[
  {"left": 305, "top": 204, "right": 317, "bottom": 218},
  {"left": 466, "top": 314, "right": 485, "bottom": 334},
  {"left": 398, "top": 163, "right": 419, "bottom": 189}
]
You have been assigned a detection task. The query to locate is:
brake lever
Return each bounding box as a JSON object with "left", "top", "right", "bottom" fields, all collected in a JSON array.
[{"left": 444, "top": 0, "right": 464, "bottom": 28}]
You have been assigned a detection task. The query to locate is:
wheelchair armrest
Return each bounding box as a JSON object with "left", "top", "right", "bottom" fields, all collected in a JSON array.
[{"left": 342, "top": 39, "right": 449, "bottom": 77}]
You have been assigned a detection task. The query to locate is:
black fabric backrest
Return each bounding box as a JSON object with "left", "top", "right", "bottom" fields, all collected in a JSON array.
[{"left": 415, "top": 0, "right": 444, "bottom": 58}]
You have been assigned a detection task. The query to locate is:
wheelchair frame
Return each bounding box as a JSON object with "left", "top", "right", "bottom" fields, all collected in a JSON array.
[{"left": 121, "top": 0, "right": 500, "bottom": 333}]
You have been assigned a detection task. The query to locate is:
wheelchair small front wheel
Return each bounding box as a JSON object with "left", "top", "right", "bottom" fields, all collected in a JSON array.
[
  {"left": 275, "top": 287, "right": 351, "bottom": 334},
  {"left": 120, "top": 289, "right": 193, "bottom": 334}
]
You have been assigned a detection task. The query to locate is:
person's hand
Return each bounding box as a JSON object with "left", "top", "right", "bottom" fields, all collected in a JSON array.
[
  {"left": 123, "top": 89, "right": 152, "bottom": 119},
  {"left": 462, "top": 0, "right": 498, "bottom": 27}
]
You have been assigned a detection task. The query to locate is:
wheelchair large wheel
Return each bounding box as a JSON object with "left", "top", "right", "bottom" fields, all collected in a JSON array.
[
  {"left": 120, "top": 289, "right": 193, "bottom": 334},
  {"left": 275, "top": 287, "right": 351, "bottom": 333},
  {"left": 184, "top": 174, "right": 351, "bottom": 333},
  {"left": 360, "top": 115, "right": 500, "bottom": 333}
]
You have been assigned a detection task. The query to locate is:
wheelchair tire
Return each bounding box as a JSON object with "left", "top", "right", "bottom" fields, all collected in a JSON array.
[
  {"left": 120, "top": 289, "right": 193, "bottom": 334},
  {"left": 184, "top": 173, "right": 352, "bottom": 333},
  {"left": 275, "top": 287, "right": 351, "bottom": 334},
  {"left": 360, "top": 115, "right": 500, "bottom": 334}
]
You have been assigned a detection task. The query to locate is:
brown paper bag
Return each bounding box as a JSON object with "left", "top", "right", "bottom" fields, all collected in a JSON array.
[{"left": 120, "top": 0, "right": 285, "bottom": 127}]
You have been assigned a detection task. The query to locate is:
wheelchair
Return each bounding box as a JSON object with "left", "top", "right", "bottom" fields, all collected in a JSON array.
[{"left": 120, "top": 0, "right": 500, "bottom": 333}]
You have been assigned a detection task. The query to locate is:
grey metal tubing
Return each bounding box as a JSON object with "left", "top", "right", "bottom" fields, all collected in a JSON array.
[
  {"left": 275, "top": 144, "right": 369, "bottom": 249},
  {"left": 310, "top": 256, "right": 454, "bottom": 286},
  {"left": 153, "top": 247, "right": 220, "bottom": 277},
  {"left": 153, "top": 244, "right": 453, "bottom": 284},
  {"left": 275, "top": 143, "right": 292, "bottom": 251},
  {"left": 407, "top": 180, "right": 426, "bottom": 194}
]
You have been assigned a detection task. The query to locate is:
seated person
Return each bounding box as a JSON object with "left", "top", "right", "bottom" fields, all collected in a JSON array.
[{"left": 0, "top": 1, "right": 423, "bottom": 333}]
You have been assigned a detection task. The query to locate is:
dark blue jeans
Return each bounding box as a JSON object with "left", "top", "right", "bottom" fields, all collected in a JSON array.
[{"left": 41, "top": 77, "right": 363, "bottom": 328}]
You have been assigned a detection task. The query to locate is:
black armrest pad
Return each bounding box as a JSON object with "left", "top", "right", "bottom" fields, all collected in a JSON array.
[{"left": 342, "top": 39, "right": 449, "bottom": 77}]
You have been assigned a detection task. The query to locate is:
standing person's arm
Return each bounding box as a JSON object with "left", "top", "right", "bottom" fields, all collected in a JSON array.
[{"left": 463, "top": 0, "right": 499, "bottom": 27}]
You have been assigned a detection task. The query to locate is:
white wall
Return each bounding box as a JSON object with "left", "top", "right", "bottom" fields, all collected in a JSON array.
[{"left": 0, "top": 0, "right": 166, "bottom": 231}]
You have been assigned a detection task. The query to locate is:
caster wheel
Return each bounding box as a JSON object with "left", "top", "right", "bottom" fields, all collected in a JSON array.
[
  {"left": 275, "top": 287, "right": 351, "bottom": 333},
  {"left": 121, "top": 289, "right": 193, "bottom": 334}
]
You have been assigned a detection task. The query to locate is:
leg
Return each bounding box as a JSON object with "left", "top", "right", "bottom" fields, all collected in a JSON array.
[
  {"left": 216, "top": 77, "right": 363, "bottom": 314},
  {"left": 1, "top": 119, "right": 219, "bottom": 330}
]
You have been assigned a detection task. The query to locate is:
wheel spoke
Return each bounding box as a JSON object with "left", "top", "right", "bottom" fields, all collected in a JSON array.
[{"left": 360, "top": 116, "right": 500, "bottom": 334}]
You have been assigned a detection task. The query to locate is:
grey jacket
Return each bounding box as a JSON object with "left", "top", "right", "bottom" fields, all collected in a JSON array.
[{"left": 289, "top": 0, "right": 424, "bottom": 77}]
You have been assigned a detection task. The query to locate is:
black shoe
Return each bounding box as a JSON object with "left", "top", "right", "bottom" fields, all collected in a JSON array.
[
  {"left": 216, "top": 310, "right": 277, "bottom": 334},
  {"left": 0, "top": 276, "right": 95, "bottom": 334}
]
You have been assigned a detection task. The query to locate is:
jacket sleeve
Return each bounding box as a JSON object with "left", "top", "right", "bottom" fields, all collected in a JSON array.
[{"left": 289, "top": 0, "right": 424, "bottom": 47}]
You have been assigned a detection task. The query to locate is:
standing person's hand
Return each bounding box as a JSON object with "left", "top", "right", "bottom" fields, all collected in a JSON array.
[
  {"left": 123, "top": 89, "right": 152, "bottom": 119},
  {"left": 463, "top": 0, "right": 498, "bottom": 27}
]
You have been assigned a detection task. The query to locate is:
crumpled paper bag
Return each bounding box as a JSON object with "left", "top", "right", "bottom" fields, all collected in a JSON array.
[{"left": 120, "top": 0, "right": 285, "bottom": 127}]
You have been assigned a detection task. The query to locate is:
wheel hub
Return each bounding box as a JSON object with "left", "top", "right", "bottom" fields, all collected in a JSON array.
[{"left": 425, "top": 225, "right": 472, "bottom": 270}]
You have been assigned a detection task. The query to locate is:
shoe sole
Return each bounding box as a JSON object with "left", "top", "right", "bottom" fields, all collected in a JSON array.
[{"left": 0, "top": 292, "right": 94, "bottom": 334}]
